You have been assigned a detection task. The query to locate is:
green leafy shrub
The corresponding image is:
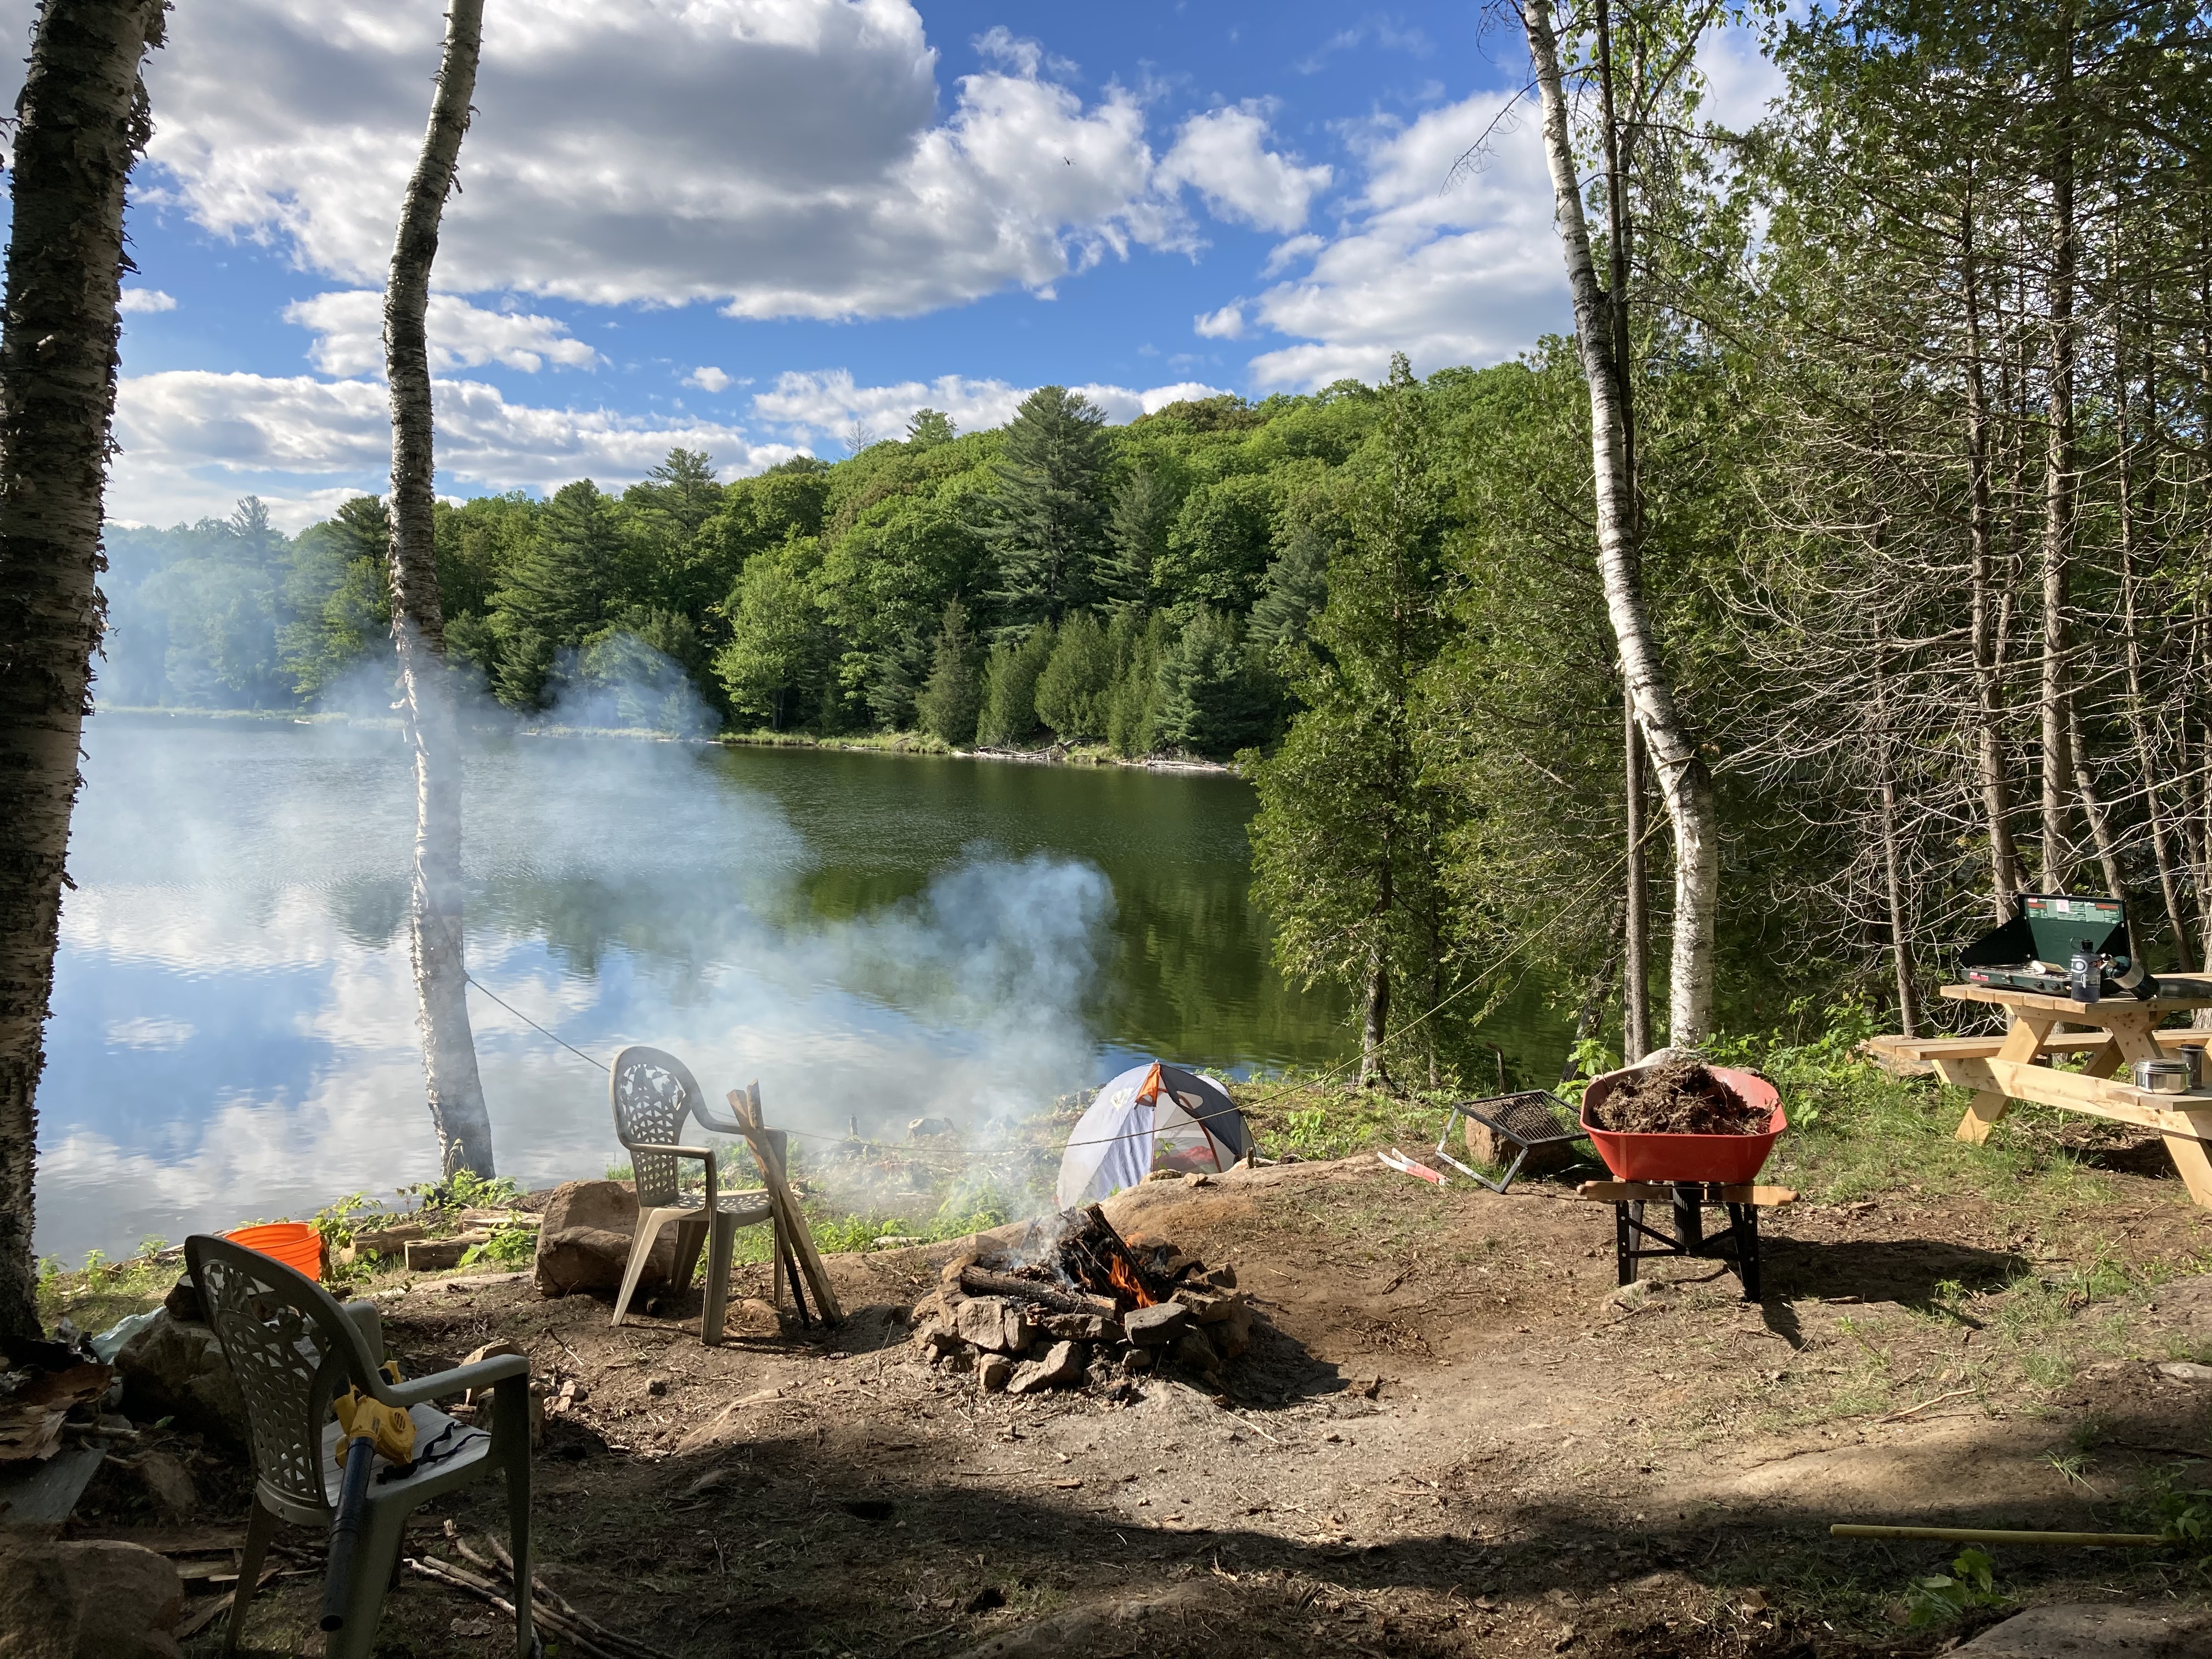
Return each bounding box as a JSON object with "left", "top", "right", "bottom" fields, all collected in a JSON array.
[
  {"left": 460, "top": 1226, "right": 538, "bottom": 1269},
  {"left": 1903, "top": 1548, "right": 2004, "bottom": 1626}
]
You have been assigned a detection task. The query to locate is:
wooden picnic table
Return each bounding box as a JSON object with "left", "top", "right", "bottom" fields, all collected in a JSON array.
[{"left": 1904, "top": 984, "right": 2212, "bottom": 1206}]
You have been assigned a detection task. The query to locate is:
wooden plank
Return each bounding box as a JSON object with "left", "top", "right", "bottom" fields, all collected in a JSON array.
[
  {"left": 1872, "top": 1032, "right": 2117, "bottom": 1063},
  {"left": 1980, "top": 1058, "right": 2212, "bottom": 1131},
  {"left": 728, "top": 1085, "right": 843, "bottom": 1324},
  {"left": 1957, "top": 1013, "right": 2053, "bottom": 1143},
  {"left": 1939, "top": 983, "right": 2212, "bottom": 1017},
  {"left": 1576, "top": 1181, "right": 1797, "bottom": 1206}
]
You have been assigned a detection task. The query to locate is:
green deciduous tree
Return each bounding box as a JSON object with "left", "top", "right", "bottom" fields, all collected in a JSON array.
[
  {"left": 713, "top": 538, "right": 827, "bottom": 730},
  {"left": 1250, "top": 358, "right": 1457, "bottom": 1085}
]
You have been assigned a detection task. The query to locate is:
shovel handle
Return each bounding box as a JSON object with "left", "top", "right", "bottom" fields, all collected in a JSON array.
[{"left": 320, "top": 1432, "right": 376, "bottom": 1631}]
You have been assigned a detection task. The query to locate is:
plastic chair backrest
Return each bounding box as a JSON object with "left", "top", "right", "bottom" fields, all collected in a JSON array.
[
  {"left": 610, "top": 1046, "right": 708, "bottom": 1209},
  {"left": 186, "top": 1234, "right": 380, "bottom": 1514}
]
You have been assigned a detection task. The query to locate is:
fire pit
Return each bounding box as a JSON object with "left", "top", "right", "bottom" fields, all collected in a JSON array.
[{"left": 913, "top": 1205, "right": 1261, "bottom": 1394}]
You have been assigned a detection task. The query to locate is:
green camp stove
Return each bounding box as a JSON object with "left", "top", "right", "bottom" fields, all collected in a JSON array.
[{"left": 1959, "top": 893, "right": 2154, "bottom": 1002}]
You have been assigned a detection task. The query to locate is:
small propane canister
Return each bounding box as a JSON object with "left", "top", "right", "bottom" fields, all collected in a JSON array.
[{"left": 2070, "top": 940, "right": 2101, "bottom": 1002}]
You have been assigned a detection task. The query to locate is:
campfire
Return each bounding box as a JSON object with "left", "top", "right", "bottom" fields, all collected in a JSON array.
[{"left": 913, "top": 1204, "right": 1260, "bottom": 1396}]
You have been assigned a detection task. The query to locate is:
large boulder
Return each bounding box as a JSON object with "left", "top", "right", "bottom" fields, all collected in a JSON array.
[
  {"left": 0, "top": 1539, "right": 184, "bottom": 1659},
  {"left": 533, "top": 1181, "right": 676, "bottom": 1297},
  {"left": 1956, "top": 1603, "right": 2212, "bottom": 1658},
  {"left": 112, "top": 1312, "right": 246, "bottom": 1453}
]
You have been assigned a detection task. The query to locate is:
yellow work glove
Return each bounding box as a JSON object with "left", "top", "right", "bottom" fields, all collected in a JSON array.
[{"left": 334, "top": 1361, "right": 415, "bottom": 1471}]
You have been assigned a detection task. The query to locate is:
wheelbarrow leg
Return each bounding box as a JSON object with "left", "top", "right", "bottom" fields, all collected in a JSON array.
[
  {"left": 1729, "top": 1203, "right": 1761, "bottom": 1302},
  {"left": 1672, "top": 1184, "right": 1703, "bottom": 1256},
  {"left": 1615, "top": 1201, "right": 1637, "bottom": 1286}
]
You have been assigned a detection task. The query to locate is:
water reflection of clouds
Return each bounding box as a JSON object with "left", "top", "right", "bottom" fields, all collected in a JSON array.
[{"left": 40, "top": 719, "right": 1118, "bottom": 1262}]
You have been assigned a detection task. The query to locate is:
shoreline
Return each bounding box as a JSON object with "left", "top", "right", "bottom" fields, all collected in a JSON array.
[{"left": 92, "top": 703, "right": 1243, "bottom": 775}]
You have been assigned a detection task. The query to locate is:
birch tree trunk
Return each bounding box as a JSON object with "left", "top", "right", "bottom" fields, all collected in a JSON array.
[
  {"left": 2037, "top": 43, "right": 2078, "bottom": 895},
  {"left": 386, "top": 0, "right": 494, "bottom": 1177},
  {"left": 1520, "top": 0, "right": 1720, "bottom": 1045},
  {"left": 1359, "top": 852, "right": 1392, "bottom": 1088},
  {"left": 1623, "top": 687, "right": 1651, "bottom": 1059},
  {"left": 0, "top": 0, "right": 166, "bottom": 1344}
]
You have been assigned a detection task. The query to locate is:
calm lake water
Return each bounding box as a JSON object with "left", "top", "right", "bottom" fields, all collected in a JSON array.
[{"left": 39, "top": 713, "right": 1572, "bottom": 1263}]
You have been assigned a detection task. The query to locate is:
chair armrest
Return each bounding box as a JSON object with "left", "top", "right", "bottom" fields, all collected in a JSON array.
[
  {"left": 382, "top": 1352, "right": 529, "bottom": 1408},
  {"left": 340, "top": 1297, "right": 383, "bottom": 1362},
  {"left": 690, "top": 1103, "right": 744, "bottom": 1136},
  {"left": 624, "top": 1143, "right": 718, "bottom": 1208}
]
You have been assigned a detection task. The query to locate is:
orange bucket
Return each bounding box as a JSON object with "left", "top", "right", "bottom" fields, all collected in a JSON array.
[{"left": 225, "top": 1222, "right": 324, "bottom": 1281}]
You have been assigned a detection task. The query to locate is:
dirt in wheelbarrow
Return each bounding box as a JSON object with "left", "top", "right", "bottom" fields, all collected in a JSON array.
[{"left": 1589, "top": 1056, "right": 1769, "bottom": 1136}]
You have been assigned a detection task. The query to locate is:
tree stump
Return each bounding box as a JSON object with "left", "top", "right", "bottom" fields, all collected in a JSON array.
[{"left": 1465, "top": 1115, "right": 1577, "bottom": 1178}]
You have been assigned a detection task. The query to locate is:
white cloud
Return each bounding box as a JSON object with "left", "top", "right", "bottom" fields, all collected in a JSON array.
[
  {"left": 685, "top": 366, "right": 736, "bottom": 394},
  {"left": 1156, "top": 103, "right": 1331, "bottom": 234},
  {"left": 1224, "top": 27, "right": 1780, "bottom": 390},
  {"left": 750, "top": 369, "right": 1230, "bottom": 445},
  {"left": 282, "top": 290, "right": 600, "bottom": 376},
  {"left": 117, "top": 288, "right": 178, "bottom": 314},
  {"left": 101, "top": 2, "right": 1335, "bottom": 321},
  {"left": 1194, "top": 303, "right": 1246, "bottom": 340},
  {"left": 1237, "top": 86, "right": 1567, "bottom": 389},
  {"left": 1261, "top": 233, "right": 1325, "bottom": 276},
  {"left": 108, "top": 370, "right": 803, "bottom": 529}
]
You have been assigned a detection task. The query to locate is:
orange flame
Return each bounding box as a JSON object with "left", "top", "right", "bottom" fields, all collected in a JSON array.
[{"left": 1107, "top": 1253, "right": 1155, "bottom": 1308}]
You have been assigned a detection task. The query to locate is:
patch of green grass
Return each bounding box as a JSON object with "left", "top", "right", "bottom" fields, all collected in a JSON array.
[
  {"left": 460, "top": 1226, "right": 538, "bottom": 1269},
  {"left": 407, "top": 1169, "right": 524, "bottom": 1212},
  {"left": 1233, "top": 1079, "right": 1441, "bottom": 1162},
  {"left": 36, "top": 1237, "right": 178, "bottom": 1333}
]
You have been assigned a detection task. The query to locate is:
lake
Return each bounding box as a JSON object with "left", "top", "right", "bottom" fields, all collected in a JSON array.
[{"left": 38, "top": 713, "right": 1571, "bottom": 1263}]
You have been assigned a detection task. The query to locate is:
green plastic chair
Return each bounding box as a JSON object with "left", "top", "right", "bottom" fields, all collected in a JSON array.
[{"left": 186, "top": 1234, "right": 534, "bottom": 1659}]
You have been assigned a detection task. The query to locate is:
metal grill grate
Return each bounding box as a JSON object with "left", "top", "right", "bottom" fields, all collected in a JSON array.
[
  {"left": 1463, "top": 1091, "right": 1582, "bottom": 1147},
  {"left": 1436, "top": 1090, "right": 1587, "bottom": 1193}
]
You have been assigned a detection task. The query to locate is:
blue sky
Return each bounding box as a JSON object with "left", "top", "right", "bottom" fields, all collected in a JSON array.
[{"left": 0, "top": 1, "right": 1776, "bottom": 529}]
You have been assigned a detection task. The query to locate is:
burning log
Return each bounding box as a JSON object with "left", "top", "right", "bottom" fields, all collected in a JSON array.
[
  {"left": 1056, "top": 1205, "right": 1177, "bottom": 1309},
  {"left": 955, "top": 1269, "right": 1115, "bottom": 1319}
]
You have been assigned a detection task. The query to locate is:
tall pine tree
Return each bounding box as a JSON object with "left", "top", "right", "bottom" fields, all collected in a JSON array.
[
  {"left": 489, "top": 478, "right": 627, "bottom": 706},
  {"left": 985, "top": 386, "right": 1111, "bottom": 635}
]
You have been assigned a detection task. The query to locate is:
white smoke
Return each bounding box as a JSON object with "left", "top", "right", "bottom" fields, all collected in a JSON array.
[{"left": 38, "top": 645, "right": 1121, "bottom": 1263}]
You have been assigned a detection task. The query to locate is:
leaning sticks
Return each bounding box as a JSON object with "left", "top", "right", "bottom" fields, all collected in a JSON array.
[{"left": 408, "top": 1524, "right": 674, "bottom": 1659}]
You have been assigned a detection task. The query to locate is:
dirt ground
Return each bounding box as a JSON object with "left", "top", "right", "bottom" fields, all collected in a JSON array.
[{"left": 67, "top": 1147, "right": 2212, "bottom": 1657}]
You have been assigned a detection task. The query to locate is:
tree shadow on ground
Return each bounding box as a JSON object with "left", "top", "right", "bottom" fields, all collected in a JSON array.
[
  {"left": 300, "top": 1390, "right": 2203, "bottom": 1659},
  {"left": 1761, "top": 1237, "right": 2027, "bottom": 1310}
]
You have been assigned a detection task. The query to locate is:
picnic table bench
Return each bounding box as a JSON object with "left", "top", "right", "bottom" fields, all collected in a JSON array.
[{"left": 1882, "top": 984, "right": 2212, "bottom": 1207}]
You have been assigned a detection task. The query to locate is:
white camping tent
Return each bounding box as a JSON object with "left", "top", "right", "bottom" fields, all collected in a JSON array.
[{"left": 1056, "top": 1061, "right": 1253, "bottom": 1211}]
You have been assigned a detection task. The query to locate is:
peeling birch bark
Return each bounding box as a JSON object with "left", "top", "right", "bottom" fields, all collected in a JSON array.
[
  {"left": 385, "top": 0, "right": 495, "bottom": 1177},
  {"left": 0, "top": 0, "right": 166, "bottom": 1344},
  {"left": 1519, "top": 0, "right": 1719, "bottom": 1045}
]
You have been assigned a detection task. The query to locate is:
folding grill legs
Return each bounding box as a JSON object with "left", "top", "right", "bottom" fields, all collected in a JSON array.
[
  {"left": 1612, "top": 1185, "right": 1762, "bottom": 1302},
  {"left": 1437, "top": 1093, "right": 1583, "bottom": 1194}
]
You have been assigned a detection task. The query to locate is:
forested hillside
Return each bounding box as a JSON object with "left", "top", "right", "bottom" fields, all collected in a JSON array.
[
  {"left": 101, "top": 385, "right": 1385, "bottom": 757},
  {"left": 95, "top": 0, "right": 2212, "bottom": 1082}
]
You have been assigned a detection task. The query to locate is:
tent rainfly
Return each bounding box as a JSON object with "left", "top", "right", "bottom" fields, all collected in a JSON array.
[{"left": 1056, "top": 1060, "right": 1252, "bottom": 1211}]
